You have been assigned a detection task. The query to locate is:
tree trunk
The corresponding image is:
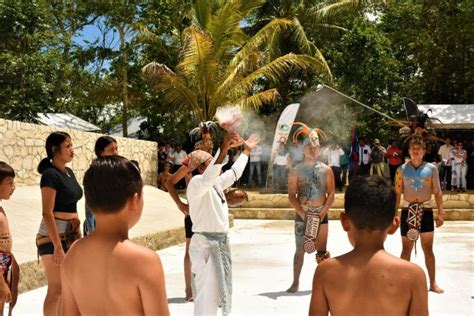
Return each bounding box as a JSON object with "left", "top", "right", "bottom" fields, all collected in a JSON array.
[
  {"left": 119, "top": 25, "right": 129, "bottom": 137},
  {"left": 51, "top": 37, "right": 70, "bottom": 109}
]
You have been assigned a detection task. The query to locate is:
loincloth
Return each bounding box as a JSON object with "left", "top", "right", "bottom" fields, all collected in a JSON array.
[{"left": 0, "top": 252, "right": 19, "bottom": 316}]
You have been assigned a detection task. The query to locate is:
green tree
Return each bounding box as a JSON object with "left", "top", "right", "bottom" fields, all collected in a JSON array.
[
  {"left": 101, "top": 1, "right": 143, "bottom": 136},
  {"left": 47, "top": 0, "right": 101, "bottom": 109},
  {"left": 0, "top": 1, "right": 56, "bottom": 121},
  {"left": 380, "top": 0, "right": 473, "bottom": 104},
  {"left": 328, "top": 19, "right": 402, "bottom": 140},
  {"left": 142, "top": 0, "right": 332, "bottom": 122}
]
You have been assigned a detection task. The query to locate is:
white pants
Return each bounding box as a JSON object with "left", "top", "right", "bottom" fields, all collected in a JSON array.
[
  {"left": 454, "top": 163, "right": 467, "bottom": 188},
  {"left": 189, "top": 234, "right": 220, "bottom": 316}
]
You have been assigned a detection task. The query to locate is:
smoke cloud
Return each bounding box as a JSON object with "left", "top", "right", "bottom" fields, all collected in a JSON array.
[{"left": 297, "top": 86, "right": 357, "bottom": 145}]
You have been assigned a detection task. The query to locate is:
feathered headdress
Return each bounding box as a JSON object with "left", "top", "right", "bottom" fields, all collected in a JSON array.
[
  {"left": 291, "top": 122, "right": 327, "bottom": 146},
  {"left": 189, "top": 121, "right": 218, "bottom": 152},
  {"left": 189, "top": 121, "right": 218, "bottom": 141}
]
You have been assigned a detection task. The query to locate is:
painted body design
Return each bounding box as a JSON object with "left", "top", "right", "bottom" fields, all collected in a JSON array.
[
  {"left": 296, "top": 161, "right": 327, "bottom": 204},
  {"left": 396, "top": 162, "right": 441, "bottom": 202}
]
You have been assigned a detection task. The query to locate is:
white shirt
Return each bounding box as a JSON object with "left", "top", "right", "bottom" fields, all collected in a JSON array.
[
  {"left": 438, "top": 144, "right": 453, "bottom": 165},
  {"left": 326, "top": 148, "right": 344, "bottom": 167},
  {"left": 250, "top": 145, "right": 262, "bottom": 162},
  {"left": 358, "top": 145, "right": 372, "bottom": 165},
  {"left": 187, "top": 150, "right": 249, "bottom": 233},
  {"left": 451, "top": 149, "right": 466, "bottom": 164},
  {"left": 274, "top": 152, "right": 290, "bottom": 166},
  {"left": 172, "top": 150, "right": 188, "bottom": 165}
]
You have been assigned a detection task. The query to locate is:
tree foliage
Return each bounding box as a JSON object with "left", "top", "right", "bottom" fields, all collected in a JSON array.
[
  {"left": 142, "top": 0, "right": 332, "bottom": 122},
  {"left": 0, "top": 0, "right": 471, "bottom": 144}
]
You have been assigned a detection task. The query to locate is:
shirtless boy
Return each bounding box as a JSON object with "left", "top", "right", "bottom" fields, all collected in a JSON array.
[
  {"left": 309, "top": 176, "right": 428, "bottom": 316},
  {"left": 61, "top": 156, "right": 169, "bottom": 315},
  {"left": 395, "top": 136, "right": 445, "bottom": 293},
  {"left": 0, "top": 162, "right": 19, "bottom": 316}
]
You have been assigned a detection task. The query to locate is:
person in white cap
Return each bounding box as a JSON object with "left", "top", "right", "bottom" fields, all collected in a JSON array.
[{"left": 187, "top": 132, "right": 260, "bottom": 316}]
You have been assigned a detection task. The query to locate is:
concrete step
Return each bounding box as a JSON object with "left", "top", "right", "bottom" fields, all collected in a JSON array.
[
  {"left": 241, "top": 192, "right": 474, "bottom": 210},
  {"left": 231, "top": 208, "right": 474, "bottom": 221}
]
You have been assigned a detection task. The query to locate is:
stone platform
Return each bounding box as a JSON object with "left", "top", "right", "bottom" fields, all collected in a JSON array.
[{"left": 232, "top": 191, "right": 474, "bottom": 220}]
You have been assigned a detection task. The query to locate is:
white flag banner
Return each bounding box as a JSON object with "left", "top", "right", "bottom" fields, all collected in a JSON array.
[{"left": 271, "top": 103, "right": 300, "bottom": 154}]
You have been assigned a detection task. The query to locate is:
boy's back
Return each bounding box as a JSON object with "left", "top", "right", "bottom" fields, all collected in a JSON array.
[
  {"left": 62, "top": 156, "right": 169, "bottom": 315},
  {"left": 310, "top": 176, "right": 428, "bottom": 316},
  {"left": 62, "top": 236, "right": 167, "bottom": 315},
  {"left": 312, "top": 250, "right": 427, "bottom": 316}
]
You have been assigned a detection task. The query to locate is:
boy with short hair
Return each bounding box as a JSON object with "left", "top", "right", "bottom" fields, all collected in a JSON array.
[
  {"left": 395, "top": 136, "right": 444, "bottom": 293},
  {"left": 0, "top": 162, "right": 19, "bottom": 316},
  {"left": 61, "top": 156, "right": 169, "bottom": 315},
  {"left": 309, "top": 176, "right": 428, "bottom": 316}
]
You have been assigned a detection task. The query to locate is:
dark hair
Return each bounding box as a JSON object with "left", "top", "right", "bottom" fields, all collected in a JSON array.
[
  {"left": 130, "top": 160, "right": 141, "bottom": 172},
  {"left": 84, "top": 156, "right": 143, "bottom": 214},
  {"left": 0, "top": 162, "right": 15, "bottom": 183},
  {"left": 37, "top": 131, "right": 71, "bottom": 174},
  {"left": 94, "top": 136, "right": 117, "bottom": 158},
  {"left": 409, "top": 136, "right": 426, "bottom": 149},
  {"left": 344, "top": 176, "right": 396, "bottom": 231}
]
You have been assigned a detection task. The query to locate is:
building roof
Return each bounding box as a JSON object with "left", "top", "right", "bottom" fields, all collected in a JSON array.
[
  {"left": 418, "top": 104, "right": 474, "bottom": 129},
  {"left": 108, "top": 116, "right": 148, "bottom": 138},
  {"left": 37, "top": 113, "right": 101, "bottom": 132}
]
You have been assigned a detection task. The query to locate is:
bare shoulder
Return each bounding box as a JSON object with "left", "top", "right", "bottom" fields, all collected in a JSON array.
[
  {"left": 380, "top": 252, "right": 425, "bottom": 279},
  {"left": 62, "top": 238, "right": 86, "bottom": 270},
  {"left": 314, "top": 257, "right": 340, "bottom": 278},
  {"left": 122, "top": 241, "right": 163, "bottom": 268}
]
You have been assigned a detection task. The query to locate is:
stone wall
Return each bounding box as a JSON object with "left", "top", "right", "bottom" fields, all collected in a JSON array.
[{"left": 0, "top": 118, "right": 157, "bottom": 186}]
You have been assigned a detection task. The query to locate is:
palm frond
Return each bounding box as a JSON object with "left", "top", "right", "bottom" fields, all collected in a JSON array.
[
  {"left": 193, "top": 0, "right": 211, "bottom": 28},
  {"left": 229, "top": 53, "right": 332, "bottom": 97},
  {"left": 209, "top": 0, "right": 242, "bottom": 60},
  {"left": 236, "top": 0, "right": 267, "bottom": 16},
  {"left": 142, "top": 62, "right": 200, "bottom": 116},
  {"left": 290, "top": 18, "right": 315, "bottom": 55},
  {"left": 240, "top": 89, "right": 281, "bottom": 110},
  {"left": 319, "top": 23, "right": 348, "bottom": 32},
  {"left": 178, "top": 25, "right": 218, "bottom": 97},
  {"left": 215, "top": 51, "right": 264, "bottom": 101},
  {"left": 230, "top": 18, "right": 296, "bottom": 68},
  {"left": 312, "top": 0, "right": 385, "bottom": 20}
]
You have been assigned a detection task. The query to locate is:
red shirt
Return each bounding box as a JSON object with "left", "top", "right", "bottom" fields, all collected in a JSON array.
[{"left": 387, "top": 147, "right": 403, "bottom": 165}]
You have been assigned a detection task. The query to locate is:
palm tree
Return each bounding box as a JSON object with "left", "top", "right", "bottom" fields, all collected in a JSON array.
[{"left": 142, "top": 0, "right": 332, "bottom": 122}]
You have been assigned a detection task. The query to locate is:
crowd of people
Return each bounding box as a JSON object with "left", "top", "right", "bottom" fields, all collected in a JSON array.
[
  {"left": 157, "top": 136, "right": 474, "bottom": 194},
  {"left": 0, "top": 127, "right": 471, "bottom": 315}
]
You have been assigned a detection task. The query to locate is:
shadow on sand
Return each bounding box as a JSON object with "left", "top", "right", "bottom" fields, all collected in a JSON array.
[{"left": 258, "top": 290, "right": 311, "bottom": 300}]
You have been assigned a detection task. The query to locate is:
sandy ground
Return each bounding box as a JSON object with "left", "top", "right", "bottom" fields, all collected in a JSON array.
[{"left": 14, "top": 219, "right": 473, "bottom": 315}]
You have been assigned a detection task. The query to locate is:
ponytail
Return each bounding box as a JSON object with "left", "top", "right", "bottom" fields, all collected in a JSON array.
[
  {"left": 37, "top": 158, "right": 53, "bottom": 174},
  {"left": 37, "top": 131, "right": 71, "bottom": 174}
]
